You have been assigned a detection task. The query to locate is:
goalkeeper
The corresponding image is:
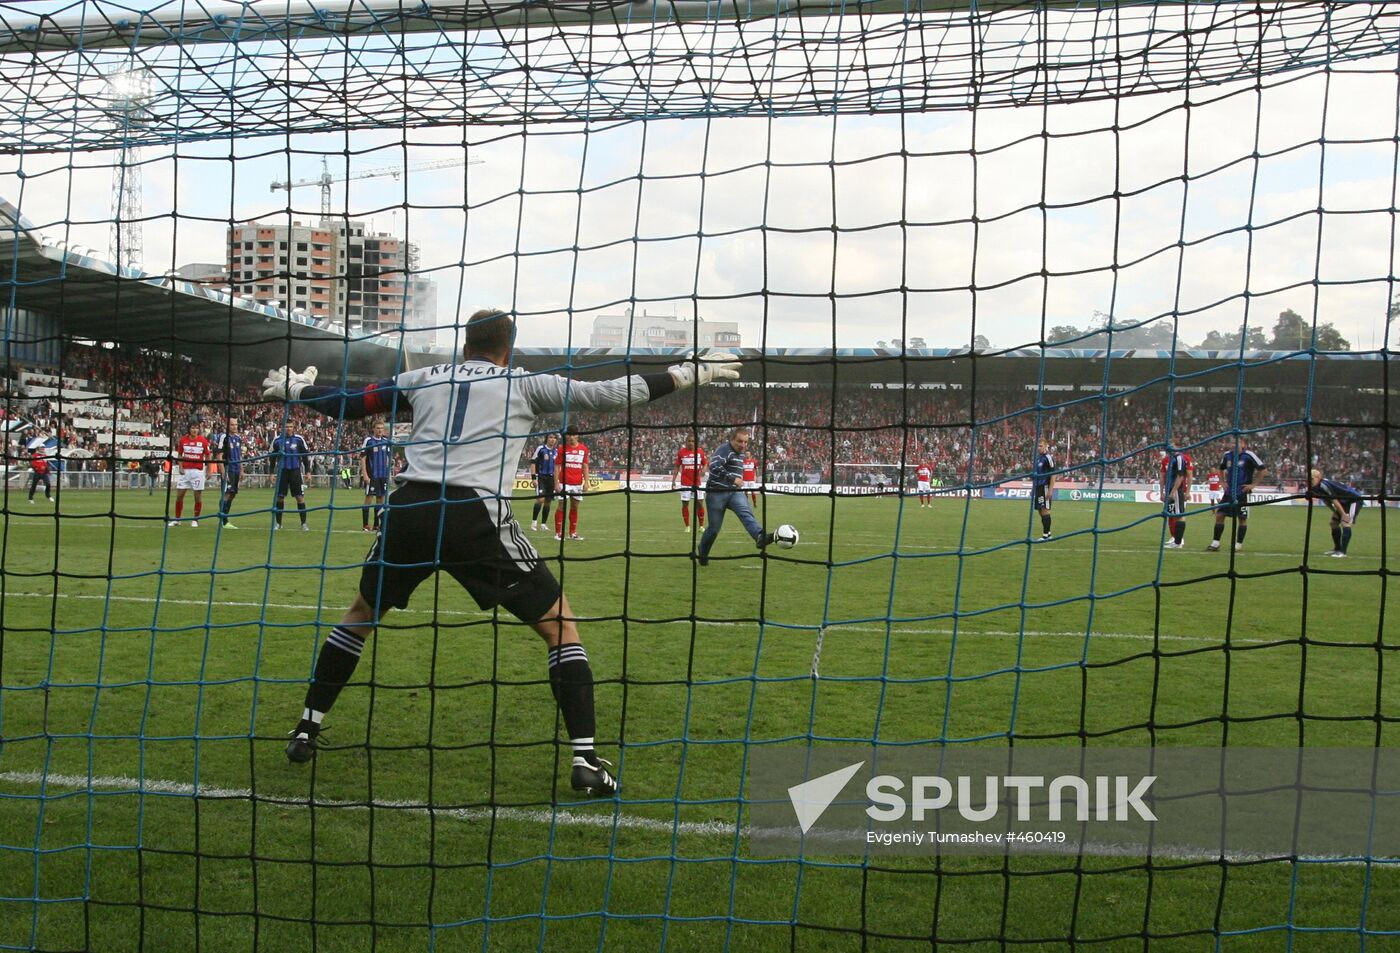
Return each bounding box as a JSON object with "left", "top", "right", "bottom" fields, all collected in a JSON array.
[{"left": 262, "top": 311, "right": 739, "bottom": 799}]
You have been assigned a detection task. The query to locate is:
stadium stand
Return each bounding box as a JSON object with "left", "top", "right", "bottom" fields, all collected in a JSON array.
[{"left": 4, "top": 344, "right": 1392, "bottom": 497}]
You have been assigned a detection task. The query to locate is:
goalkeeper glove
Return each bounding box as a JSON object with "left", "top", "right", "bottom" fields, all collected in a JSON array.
[
  {"left": 261, "top": 365, "right": 319, "bottom": 401},
  {"left": 668, "top": 352, "right": 741, "bottom": 390}
]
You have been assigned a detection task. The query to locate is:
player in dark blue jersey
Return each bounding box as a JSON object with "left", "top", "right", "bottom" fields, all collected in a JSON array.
[
  {"left": 214, "top": 424, "right": 246, "bottom": 529},
  {"left": 530, "top": 432, "right": 559, "bottom": 531},
  {"left": 1032, "top": 440, "right": 1055, "bottom": 540},
  {"left": 271, "top": 421, "right": 313, "bottom": 531},
  {"left": 1308, "top": 468, "right": 1365, "bottom": 558},
  {"left": 1208, "top": 439, "right": 1267, "bottom": 552},
  {"left": 1161, "top": 446, "right": 1194, "bottom": 549},
  {"left": 360, "top": 422, "right": 393, "bottom": 532}
]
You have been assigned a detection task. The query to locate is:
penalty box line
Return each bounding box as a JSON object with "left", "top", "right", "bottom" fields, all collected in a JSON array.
[{"left": 2, "top": 591, "right": 1273, "bottom": 645}]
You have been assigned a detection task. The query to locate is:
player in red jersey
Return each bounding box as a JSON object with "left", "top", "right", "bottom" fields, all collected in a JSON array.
[
  {"left": 914, "top": 462, "right": 933, "bottom": 508},
  {"left": 169, "top": 422, "right": 212, "bottom": 527},
  {"left": 742, "top": 453, "right": 759, "bottom": 506},
  {"left": 672, "top": 437, "right": 708, "bottom": 530},
  {"left": 26, "top": 436, "right": 53, "bottom": 503},
  {"left": 554, "top": 425, "right": 589, "bottom": 540},
  {"left": 1206, "top": 469, "right": 1223, "bottom": 508}
]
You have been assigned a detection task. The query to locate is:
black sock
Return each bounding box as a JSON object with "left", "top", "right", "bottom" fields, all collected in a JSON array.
[
  {"left": 1332, "top": 526, "right": 1342, "bottom": 550},
  {"left": 1213, "top": 523, "right": 1225, "bottom": 542},
  {"left": 542, "top": 502, "right": 552, "bottom": 523},
  {"left": 1041, "top": 513, "right": 1051, "bottom": 534},
  {"left": 1341, "top": 527, "right": 1352, "bottom": 553},
  {"left": 298, "top": 500, "right": 307, "bottom": 526},
  {"left": 373, "top": 504, "right": 382, "bottom": 529},
  {"left": 362, "top": 504, "right": 371, "bottom": 527},
  {"left": 548, "top": 643, "right": 597, "bottom": 763},
  {"left": 1173, "top": 521, "right": 1185, "bottom": 545},
  {"left": 532, "top": 501, "right": 541, "bottom": 521},
  {"left": 303, "top": 625, "right": 367, "bottom": 720},
  {"left": 1237, "top": 525, "right": 1248, "bottom": 544},
  {"left": 275, "top": 498, "right": 284, "bottom": 527}
]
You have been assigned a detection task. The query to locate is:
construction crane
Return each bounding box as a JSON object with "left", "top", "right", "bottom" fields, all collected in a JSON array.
[{"left": 270, "top": 155, "right": 482, "bottom": 218}]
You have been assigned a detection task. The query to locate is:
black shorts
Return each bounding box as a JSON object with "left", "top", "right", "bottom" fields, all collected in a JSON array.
[
  {"left": 535, "top": 474, "right": 555, "bottom": 497},
  {"left": 275, "top": 469, "right": 304, "bottom": 498},
  {"left": 1218, "top": 492, "right": 1249, "bottom": 519},
  {"left": 359, "top": 481, "right": 561, "bottom": 622},
  {"left": 1334, "top": 501, "right": 1362, "bottom": 523},
  {"left": 366, "top": 477, "right": 388, "bottom": 497},
  {"left": 224, "top": 471, "right": 242, "bottom": 493},
  {"left": 1164, "top": 488, "right": 1186, "bottom": 516},
  {"left": 1033, "top": 486, "right": 1051, "bottom": 511}
]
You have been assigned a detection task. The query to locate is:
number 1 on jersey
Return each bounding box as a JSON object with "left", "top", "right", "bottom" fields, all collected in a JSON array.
[{"left": 448, "top": 381, "right": 472, "bottom": 441}]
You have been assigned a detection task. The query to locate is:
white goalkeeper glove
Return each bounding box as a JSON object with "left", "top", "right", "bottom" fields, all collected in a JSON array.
[
  {"left": 261, "top": 365, "right": 319, "bottom": 401},
  {"left": 668, "top": 352, "right": 741, "bottom": 390}
]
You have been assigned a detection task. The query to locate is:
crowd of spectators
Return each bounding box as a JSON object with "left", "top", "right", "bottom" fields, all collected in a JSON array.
[
  {"left": 535, "top": 385, "right": 1394, "bottom": 493},
  {"left": 4, "top": 344, "right": 380, "bottom": 477},
  {"left": 3, "top": 345, "right": 1393, "bottom": 495}
]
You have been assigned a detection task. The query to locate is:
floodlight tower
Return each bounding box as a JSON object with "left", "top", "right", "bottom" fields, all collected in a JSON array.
[{"left": 103, "top": 64, "right": 154, "bottom": 271}]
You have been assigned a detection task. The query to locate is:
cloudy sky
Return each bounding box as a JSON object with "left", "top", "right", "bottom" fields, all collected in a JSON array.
[{"left": 3, "top": 13, "right": 1398, "bottom": 352}]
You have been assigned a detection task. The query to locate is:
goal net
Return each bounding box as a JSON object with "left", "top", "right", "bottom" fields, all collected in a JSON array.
[{"left": 1, "top": 1, "right": 1397, "bottom": 950}]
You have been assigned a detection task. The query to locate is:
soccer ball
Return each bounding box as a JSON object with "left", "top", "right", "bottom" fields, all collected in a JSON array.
[{"left": 774, "top": 524, "right": 799, "bottom": 548}]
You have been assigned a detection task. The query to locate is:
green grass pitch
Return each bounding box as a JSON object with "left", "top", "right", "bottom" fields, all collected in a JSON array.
[{"left": 1, "top": 485, "right": 1396, "bottom": 952}]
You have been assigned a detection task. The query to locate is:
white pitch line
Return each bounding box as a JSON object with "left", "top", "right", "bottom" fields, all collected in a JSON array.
[
  {"left": 3, "top": 591, "right": 1276, "bottom": 645},
  {"left": 0, "top": 770, "right": 738, "bottom": 838}
]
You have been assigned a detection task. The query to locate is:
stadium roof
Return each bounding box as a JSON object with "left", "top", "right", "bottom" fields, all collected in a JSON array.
[{"left": 3, "top": 196, "right": 1394, "bottom": 389}]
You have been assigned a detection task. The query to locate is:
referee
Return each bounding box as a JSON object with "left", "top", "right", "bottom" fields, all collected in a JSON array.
[
  {"left": 262, "top": 312, "right": 739, "bottom": 798},
  {"left": 530, "top": 432, "right": 559, "bottom": 531}
]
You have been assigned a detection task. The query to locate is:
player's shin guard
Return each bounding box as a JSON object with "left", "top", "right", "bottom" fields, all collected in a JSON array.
[
  {"left": 1041, "top": 513, "right": 1051, "bottom": 535},
  {"left": 1172, "top": 519, "right": 1185, "bottom": 545},
  {"left": 1332, "top": 526, "right": 1343, "bottom": 550},
  {"left": 548, "top": 643, "right": 597, "bottom": 762},
  {"left": 1341, "top": 527, "right": 1352, "bottom": 553},
  {"left": 304, "top": 625, "right": 366, "bottom": 720},
  {"left": 297, "top": 500, "right": 308, "bottom": 526},
  {"left": 193, "top": 500, "right": 202, "bottom": 519},
  {"left": 569, "top": 506, "right": 579, "bottom": 536},
  {"left": 555, "top": 507, "right": 564, "bottom": 536},
  {"left": 362, "top": 504, "right": 372, "bottom": 527},
  {"left": 531, "top": 500, "right": 542, "bottom": 522},
  {"left": 681, "top": 501, "right": 690, "bottom": 527},
  {"left": 175, "top": 498, "right": 184, "bottom": 519},
  {"left": 1236, "top": 525, "right": 1248, "bottom": 544},
  {"left": 697, "top": 503, "right": 706, "bottom": 527},
  {"left": 1213, "top": 522, "right": 1225, "bottom": 542}
]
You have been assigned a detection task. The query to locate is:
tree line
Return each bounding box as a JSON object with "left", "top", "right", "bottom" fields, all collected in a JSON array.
[{"left": 970, "top": 308, "right": 1357, "bottom": 350}]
